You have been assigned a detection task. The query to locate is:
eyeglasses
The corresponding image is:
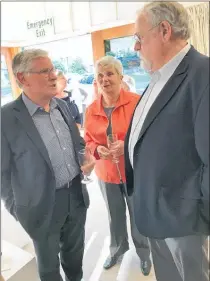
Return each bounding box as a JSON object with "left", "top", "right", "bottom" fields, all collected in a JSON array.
[
  {"left": 134, "top": 23, "right": 161, "bottom": 44},
  {"left": 27, "top": 67, "right": 59, "bottom": 77}
]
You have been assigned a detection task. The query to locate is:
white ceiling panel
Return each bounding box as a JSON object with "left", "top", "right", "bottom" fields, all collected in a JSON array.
[
  {"left": 44, "top": 2, "right": 72, "bottom": 34},
  {"left": 90, "top": 2, "right": 117, "bottom": 26},
  {"left": 71, "top": 2, "right": 91, "bottom": 32},
  {"left": 117, "top": 2, "right": 145, "bottom": 21},
  {"left": 1, "top": 1, "right": 207, "bottom": 46}
]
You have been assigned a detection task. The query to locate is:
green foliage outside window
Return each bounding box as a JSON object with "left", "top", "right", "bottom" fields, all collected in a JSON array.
[
  {"left": 53, "top": 60, "right": 66, "bottom": 74},
  {"left": 68, "top": 57, "right": 87, "bottom": 75}
]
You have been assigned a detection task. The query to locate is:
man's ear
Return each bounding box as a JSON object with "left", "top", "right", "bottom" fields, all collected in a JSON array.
[
  {"left": 159, "top": 21, "right": 172, "bottom": 42},
  {"left": 16, "top": 72, "right": 27, "bottom": 87},
  {"left": 16, "top": 72, "right": 25, "bottom": 85}
]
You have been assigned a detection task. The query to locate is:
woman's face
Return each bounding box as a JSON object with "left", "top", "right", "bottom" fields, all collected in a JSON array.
[
  {"left": 96, "top": 65, "right": 122, "bottom": 95},
  {"left": 57, "top": 75, "right": 67, "bottom": 92}
]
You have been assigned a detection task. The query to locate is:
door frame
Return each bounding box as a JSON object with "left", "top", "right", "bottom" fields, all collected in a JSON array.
[{"left": 91, "top": 23, "right": 135, "bottom": 63}]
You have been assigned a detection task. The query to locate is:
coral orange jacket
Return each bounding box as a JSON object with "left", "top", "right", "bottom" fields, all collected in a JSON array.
[{"left": 84, "top": 89, "right": 140, "bottom": 184}]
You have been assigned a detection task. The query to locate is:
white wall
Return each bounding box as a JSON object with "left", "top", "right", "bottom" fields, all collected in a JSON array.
[{"left": 2, "top": 1, "right": 206, "bottom": 47}]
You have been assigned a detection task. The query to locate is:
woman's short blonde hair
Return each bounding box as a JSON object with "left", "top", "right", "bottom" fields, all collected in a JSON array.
[{"left": 95, "top": 56, "right": 123, "bottom": 77}]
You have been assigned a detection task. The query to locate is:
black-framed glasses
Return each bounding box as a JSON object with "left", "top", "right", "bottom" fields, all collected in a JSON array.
[
  {"left": 134, "top": 22, "right": 161, "bottom": 44},
  {"left": 27, "top": 67, "right": 59, "bottom": 77}
]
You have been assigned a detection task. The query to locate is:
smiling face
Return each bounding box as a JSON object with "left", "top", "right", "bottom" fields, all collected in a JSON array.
[
  {"left": 96, "top": 64, "right": 122, "bottom": 96},
  {"left": 17, "top": 56, "right": 58, "bottom": 100}
]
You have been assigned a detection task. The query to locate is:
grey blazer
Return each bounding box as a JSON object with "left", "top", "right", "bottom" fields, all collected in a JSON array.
[
  {"left": 125, "top": 46, "right": 209, "bottom": 239},
  {"left": 1, "top": 96, "right": 89, "bottom": 239}
]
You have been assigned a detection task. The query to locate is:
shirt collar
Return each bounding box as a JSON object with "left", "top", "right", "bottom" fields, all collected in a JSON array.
[
  {"left": 22, "top": 93, "right": 57, "bottom": 116},
  {"left": 150, "top": 71, "right": 161, "bottom": 83},
  {"left": 159, "top": 43, "right": 191, "bottom": 78}
]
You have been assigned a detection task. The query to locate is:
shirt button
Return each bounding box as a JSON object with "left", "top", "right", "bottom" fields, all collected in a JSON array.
[
  {"left": 63, "top": 147, "right": 66, "bottom": 150},
  {"left": 67, "top": 164, "right": 70, "bottom": 167},
  {"left": 56, "top": 130, "right": 59, "bottom": 134}
]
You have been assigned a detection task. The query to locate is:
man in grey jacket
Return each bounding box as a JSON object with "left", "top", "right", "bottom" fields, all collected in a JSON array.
[
  {"left": 125, "top": 2, "right": 209, "bottom": 281},
  {"left": 1, "top": 49, "right": 95, "bottom": 281}
]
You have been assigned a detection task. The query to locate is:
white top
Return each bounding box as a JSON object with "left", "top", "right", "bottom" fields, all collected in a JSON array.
[{"left": 128, "top": 44, "right": 191, "bottom": 167}]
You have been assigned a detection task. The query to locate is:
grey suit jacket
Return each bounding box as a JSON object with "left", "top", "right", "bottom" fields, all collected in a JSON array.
[
  {"left": 125, "top": 46, "right": 209, "bottom": 238},
  {"left": 1, "top": 95, "right": 89, "bottom": 239}
]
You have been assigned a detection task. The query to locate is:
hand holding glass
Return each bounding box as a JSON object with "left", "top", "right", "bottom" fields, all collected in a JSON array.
[
  {"left": 107, "top": 134, "right": 119, "bottom": 163},
  {"left": 78, "top": 148, "right": 93, "bottom": 184}
]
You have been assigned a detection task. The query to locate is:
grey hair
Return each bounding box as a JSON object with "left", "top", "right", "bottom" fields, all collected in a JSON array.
[
  {"left": 12, "top": 49, "right": 48, "bottom": 87},
  {"left": 138, "top": 1, "right": 191, "bottom": 40},
  {"left": 95, "top": 56, "right": 123, "bottom": 77}
]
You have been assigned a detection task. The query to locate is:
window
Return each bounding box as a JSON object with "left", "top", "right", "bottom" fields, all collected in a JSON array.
[
  {"left": 1, "top": 55, "right": 13, "bottom": 106},
  {"left": 104, "top": 36, "right": 150, "bottom": 94}
]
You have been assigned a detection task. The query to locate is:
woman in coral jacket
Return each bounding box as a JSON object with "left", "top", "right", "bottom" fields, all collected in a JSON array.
[{"left": 84, "top": 56, "right": 151, "bottom": 275}]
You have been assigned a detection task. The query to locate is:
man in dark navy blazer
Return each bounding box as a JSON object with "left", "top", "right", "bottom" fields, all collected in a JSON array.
[{"left": 125, "top": 2, "right": 209, "bottom": 281}]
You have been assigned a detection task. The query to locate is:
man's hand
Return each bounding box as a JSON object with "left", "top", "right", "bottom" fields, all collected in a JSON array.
[
  {"left": 81, "top": 154, "right": 95, "bottom": 175},
  {"left": 109, "top": 140, "right": 124, "bottom": 158},
  {"left": 97, "top": 146, "right": 111, "bottom": 160}
]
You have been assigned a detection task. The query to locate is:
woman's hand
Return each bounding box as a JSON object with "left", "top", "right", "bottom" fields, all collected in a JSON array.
[
  {"left": 97, "top": 146, "right": 111, "bottom": 160},
  {"left": 109, "top": 140, "right": 124, "bottom": 158}
]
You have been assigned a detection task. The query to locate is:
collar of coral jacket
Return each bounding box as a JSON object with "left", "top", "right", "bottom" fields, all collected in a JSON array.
[{"left": 91, "top": 88, "right": 133, "bottom": 116}]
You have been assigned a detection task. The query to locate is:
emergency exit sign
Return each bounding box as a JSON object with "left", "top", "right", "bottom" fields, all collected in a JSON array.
[{"left": 26, "top": 17, "right": 55, "bottom": 38}]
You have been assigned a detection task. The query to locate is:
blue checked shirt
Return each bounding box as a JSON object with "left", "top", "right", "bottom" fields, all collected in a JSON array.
[{"left": 22, "top": 93, "right": 80, "bottom": 188}]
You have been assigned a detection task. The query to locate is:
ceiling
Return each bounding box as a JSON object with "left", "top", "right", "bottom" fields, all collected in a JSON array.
[{"left": 1, "top": 1, "right": 205, "bottom": 47}]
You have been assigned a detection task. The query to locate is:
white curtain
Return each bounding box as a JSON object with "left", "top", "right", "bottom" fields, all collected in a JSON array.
[{"left": 187, "top": 3, "right": 209, "bottom": 56}]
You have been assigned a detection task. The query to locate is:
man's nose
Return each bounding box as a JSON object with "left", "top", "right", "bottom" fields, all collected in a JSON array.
[
  {"left": 102, "top": 75, "right": 109, "bottom": 82},
  {"left": 50, "top": 70, "right": 57, "bottom": 80}
]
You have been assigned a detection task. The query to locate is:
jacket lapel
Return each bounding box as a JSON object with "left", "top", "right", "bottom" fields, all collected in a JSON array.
[
  {"left": 13, "top": 96, "right": 54, "bottom": 173},
  {"left": 137, "top": 56, "right": 189, "bottom": 142},
  {"left": 56, "top": 100, "right": 83, "bottom": 164}
]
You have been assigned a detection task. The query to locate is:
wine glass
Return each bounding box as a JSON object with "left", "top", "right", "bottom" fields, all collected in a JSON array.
[
  {"left": 78, "top": 147, "right": 93, "bottom": 184},
  {"left": 107, "top": 134, "right": 119, "bottom": 163}
]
